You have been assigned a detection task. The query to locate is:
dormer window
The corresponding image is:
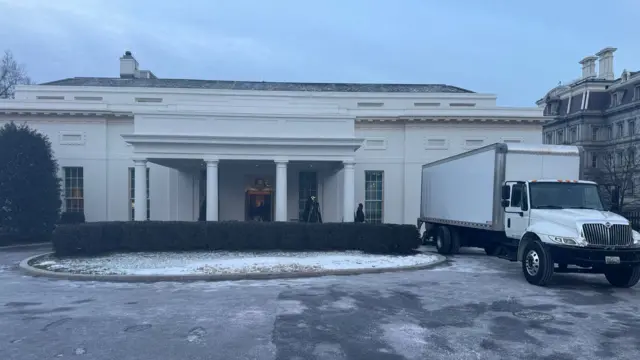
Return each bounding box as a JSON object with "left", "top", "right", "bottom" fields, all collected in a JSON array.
[
  {"left": 549, "top": 101, "right": 560, "bottom": 115},
  {"left": 611, "top": 89, "right": 625, "bottom": 107},
  {"left": 634, "top": 86, "right": 640, "bottom": 101}
]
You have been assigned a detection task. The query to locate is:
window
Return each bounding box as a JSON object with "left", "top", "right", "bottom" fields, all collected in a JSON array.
[
  {"left": 128, "top": 167, "right": 150, "bottom": 220},
  {"left": 629, "top": 148, "right": 636, "bottom": 165},
  {"left": 617, "top": 122, "right": 624, "bottom": 138},
  {"left": 364, "top": 171, "right": 384, "bottom": 224},
  {"left": 363, "top": 138, "right": 387, "bottom": 150},
  {"left": 591, "top": 126, "right": 599, "bottom": 141},
  {"left": 607, "top": 126, "right": 613, "bottom": 140},
  {"left": 629, "top": 120, "right": 636, "bottom": 136},
  {"left": 63, "top": 167, "right": 84, "bottom": 213},
  {"left": 556, "top": 130, "right": 564, "bottom": 144},
  {"left": 545, "top": 133, "right": 553, "bottom": 144},
  {"left": 612, "top": 93, "right": 618, "bottom": 107},
  {"left": 591, "top": 153, "right": 598, "bottom": 168},
  {"left": 464, "top": 139, "right": 484, "bottom": 148},
  {"left": 616, "top": 152, "right": 623, "bottom": 167},
  {"left": 298, "top": 171, "right": 317, "bottom": 221},
  {"left": 510, "top": 184, "right": 523, "bottom": 208},
  {"left": 569, "top": 127, "right": 577, "bottom": 143},
  {"left": 634, "top": 86, "right": 640, "bottom": 101},
  {"left": 425, "top": 138, "right": 447, "bottom": 149}
]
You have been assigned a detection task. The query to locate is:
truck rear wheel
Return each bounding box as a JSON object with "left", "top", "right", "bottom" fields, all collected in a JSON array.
[
  {"left": 435, "top": 226, "right": 453, "bottom": 255},
  {"left": 604, "top": 266, "right": 640, "bottom": 288},
  {"left": 521, "top": 240, "right": 554, "bottom": 286}
]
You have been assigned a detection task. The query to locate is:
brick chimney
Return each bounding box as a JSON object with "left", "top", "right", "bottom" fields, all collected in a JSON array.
[{"left": 595, "top": 47, "right": 617, "bottom": 80}]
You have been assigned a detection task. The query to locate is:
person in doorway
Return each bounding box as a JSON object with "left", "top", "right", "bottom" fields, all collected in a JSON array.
[{"left": 354, "top": 203, "right": 365, "bottom": 223}]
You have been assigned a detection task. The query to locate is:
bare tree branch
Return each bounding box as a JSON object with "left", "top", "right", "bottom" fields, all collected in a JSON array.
[
  {"left": 0, "top": 50, "right": 32, "bottom": 99},
  {"left": 592, "top": 145, "right": 639, "bottom": 212}
]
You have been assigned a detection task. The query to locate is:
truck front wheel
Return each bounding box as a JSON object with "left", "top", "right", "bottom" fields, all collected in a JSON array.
[
  {"left": 521, "top": 240, "right": 554, "bottom": 286},
  {"left": 604, "top": 266, "right": 640, "bottom": 288}
]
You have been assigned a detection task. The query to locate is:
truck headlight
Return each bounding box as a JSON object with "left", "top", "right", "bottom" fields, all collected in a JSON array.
[
  {"left": 548, "top": 235, "right": 579, "bottom": 245},
  {"left": 633, "top": 230, "right": 640, "bottom": 245}
]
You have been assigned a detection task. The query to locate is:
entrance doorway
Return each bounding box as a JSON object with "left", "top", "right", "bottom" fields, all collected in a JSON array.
[
  {"left": 245, "top": 190, "right": 273, "bottom": 221},
  {"left": 245, "top": 178, "right": 274, "bottom": 221}
]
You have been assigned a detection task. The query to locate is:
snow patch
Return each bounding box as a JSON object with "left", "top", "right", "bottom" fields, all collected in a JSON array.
[
  {"left": 381, "top": 322, "right": 428, "bottom": 360},
  {"left": 277, "top": 300, "right": 307, "bottom": 316},
  {"left": 32, "top": 251, "right": 441, "bottom": 276},
  {"left": 331, "top": 297, "right": 357, "bottom": 310}
]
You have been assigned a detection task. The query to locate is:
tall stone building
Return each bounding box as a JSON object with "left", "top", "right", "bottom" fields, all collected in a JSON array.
[{"left": 538, "top": 47, "right": 640, "bottom": 211}]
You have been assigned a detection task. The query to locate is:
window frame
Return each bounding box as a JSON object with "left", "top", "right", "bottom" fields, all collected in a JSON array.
[
  {"left": 63, "top": 167, "right": 84, "bottom": 213},
  {"left": 364, "top": 170, "right": 384, "bottom": 224}
]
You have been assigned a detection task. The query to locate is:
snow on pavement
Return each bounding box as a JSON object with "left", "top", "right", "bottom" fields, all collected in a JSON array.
[{"left": 32, "top": 251, "right": 441, "bottom": 276}]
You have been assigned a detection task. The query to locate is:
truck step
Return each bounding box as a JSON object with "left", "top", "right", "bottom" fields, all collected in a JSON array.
[{"left": 496, "top": 247, "right": 517, "bottom": 262}]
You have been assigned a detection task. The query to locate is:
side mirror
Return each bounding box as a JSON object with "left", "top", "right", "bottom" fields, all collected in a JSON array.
[{"left": 501, "top": 185, "right": 510, "bottom": 200}]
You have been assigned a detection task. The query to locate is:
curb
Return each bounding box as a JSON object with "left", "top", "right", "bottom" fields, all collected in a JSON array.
[
  {"left": 19, "top": 252, "right": 449, "bottom": 283},
  {"left": 0, "top": 242, "right": 51, "bottom": 250}
]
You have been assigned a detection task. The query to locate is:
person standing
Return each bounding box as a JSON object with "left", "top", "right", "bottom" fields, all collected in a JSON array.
[{"left": 354, "top": 203, "right": 365, "bottom": 223}]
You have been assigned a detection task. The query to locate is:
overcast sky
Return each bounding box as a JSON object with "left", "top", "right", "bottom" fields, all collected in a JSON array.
[{"left": 1, "top": 0, "right": 638, "bottom": 106}]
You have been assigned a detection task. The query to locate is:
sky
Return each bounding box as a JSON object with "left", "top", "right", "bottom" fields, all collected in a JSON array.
[{"left": 0, "top": 0, "right": 638, "bottom": 106}]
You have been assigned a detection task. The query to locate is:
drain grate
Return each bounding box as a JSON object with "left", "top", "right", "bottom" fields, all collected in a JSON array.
[{"left": 512, "top": 310, "right": 554, "bottom": 322}]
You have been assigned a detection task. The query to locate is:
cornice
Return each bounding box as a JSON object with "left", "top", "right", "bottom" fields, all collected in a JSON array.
[
  {"left": 356, "top": 116, "right": 547, "bottom": 124},
  {"left": 0, "top": 109, "right": 133, "bottom": 118}
]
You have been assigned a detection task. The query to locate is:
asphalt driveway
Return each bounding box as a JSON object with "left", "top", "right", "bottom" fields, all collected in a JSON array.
[{"left": 1, "top": 245, "right": 639, "bottom": 360}]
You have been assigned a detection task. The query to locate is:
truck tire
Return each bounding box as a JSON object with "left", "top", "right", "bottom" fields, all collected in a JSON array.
[
  {"left": 435, "top": 226, "right": 453, "bottom": 255},
  {"left": 521, "top": 240, "right": 554, "bottom": 286},
  {"left": 449, "top": 227, "right": 461, "bottom": 254},
  {"left": 604, "top": 266, "right": 640, "bottom": 288}
]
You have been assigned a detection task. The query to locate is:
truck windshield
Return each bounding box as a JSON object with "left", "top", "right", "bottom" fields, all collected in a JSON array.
[{"left": 529, "top": 182, "right": 604, "bottom": 210}]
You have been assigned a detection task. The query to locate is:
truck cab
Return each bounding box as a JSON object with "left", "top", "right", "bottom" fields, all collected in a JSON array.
[{"left": 501, "top": 179, "right": 640, "bottom": 286}]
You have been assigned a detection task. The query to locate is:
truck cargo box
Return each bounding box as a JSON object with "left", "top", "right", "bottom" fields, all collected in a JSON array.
[{"left": 419, "top": 143, "right": 583, "bottom": 231}]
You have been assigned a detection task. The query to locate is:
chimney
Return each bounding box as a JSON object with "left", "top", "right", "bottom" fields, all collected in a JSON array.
[
  {"left": 119, "top": 51, "right": 139, "bottom": 78},
  {"left": 595, "top": 47, "right": 617, "bottom": 80},
  {"left": 579, "top": 56, "right": 597, "bottom": 78}
]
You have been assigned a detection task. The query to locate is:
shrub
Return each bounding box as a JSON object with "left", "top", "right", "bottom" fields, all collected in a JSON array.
[
  {"left": 0, "top": 122, "right": 61, "bottom": 243},
  {"left": 52, "top": 221, "right": 421, "bottom": 257},
  {"left": 59, "top": 212, "right": 86, "bottom": 224}
]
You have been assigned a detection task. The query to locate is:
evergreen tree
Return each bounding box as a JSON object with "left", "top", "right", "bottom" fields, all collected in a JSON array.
[{"left": 0, "top": 122, "right": 61, "bottom": 240}]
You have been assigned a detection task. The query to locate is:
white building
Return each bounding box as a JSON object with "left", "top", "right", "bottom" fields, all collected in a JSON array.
[{"left": 0, "top": 52, "right": 546, "bottom": 225}]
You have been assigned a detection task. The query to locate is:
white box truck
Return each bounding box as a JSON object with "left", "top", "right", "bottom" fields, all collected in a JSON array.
[{"left": 417, "top": 143, "right": 640, "bottom": 287}]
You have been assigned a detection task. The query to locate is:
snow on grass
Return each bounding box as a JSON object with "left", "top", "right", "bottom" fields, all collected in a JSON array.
[{"left": 32, "top": 251, "right": 441, "bottom": 276}]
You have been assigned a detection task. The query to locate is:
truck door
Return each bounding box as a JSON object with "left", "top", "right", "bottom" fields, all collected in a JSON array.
[{"left": 504, "top": 181, "right": 529, "bottom": 240}]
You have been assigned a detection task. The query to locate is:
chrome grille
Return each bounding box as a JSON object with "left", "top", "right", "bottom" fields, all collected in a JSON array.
[{"left": 582, "top": 223, "right": 633, "bottom": 247}]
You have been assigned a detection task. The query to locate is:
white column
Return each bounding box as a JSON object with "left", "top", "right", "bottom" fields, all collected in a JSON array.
[
  {"left": 343, "top": 160, "right": 355, "bottom": 222},
  {"left": 275, "top": 159, "right": 288, "bottom": 221},
  {"left": 133, "top": 159, "right": 147, "bottom": 221},
  {"left": 205, "top": 159, "right": 219, "bottom": 221}
]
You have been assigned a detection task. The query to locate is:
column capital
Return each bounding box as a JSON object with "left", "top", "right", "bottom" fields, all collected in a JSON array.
[
  {"left": 343, "top": 159, "right": 356, "bottom": 168},
  {"left": 132, "top": 157, "right": 147, "bottom": 165},
  {"left": 203, "top": 156, "right": 219, "bottom": 164},
  {"left": 274, "top": 158, "right": 289, "bottom": 165}
]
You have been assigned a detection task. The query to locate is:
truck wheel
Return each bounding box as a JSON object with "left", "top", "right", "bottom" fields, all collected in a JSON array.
[
  {"left": 449, "top": 227, "right": 461, "bottom": 254},
  {"left": 435, "top": 226, "right": 453, "bottom": 255},
  {"left": 604, "top": 266, "right": 640, "bottom": 288},
  {"left": 521, "top": 240, "right": 554, "bottom": 286}
]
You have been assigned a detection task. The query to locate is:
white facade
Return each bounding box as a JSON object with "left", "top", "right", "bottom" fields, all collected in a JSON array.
[{"left": 0, "top": 56, "right": 546, "bottom": 225}]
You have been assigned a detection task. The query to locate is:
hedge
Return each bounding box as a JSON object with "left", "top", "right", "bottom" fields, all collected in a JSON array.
[
  {"left": 59, "top": 212, "right": 86, "bottom": 224},
  {"left": 52, "top": 221, "right": 421, "bottom": 257}
]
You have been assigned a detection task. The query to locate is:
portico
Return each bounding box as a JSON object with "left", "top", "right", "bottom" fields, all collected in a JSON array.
[{"left": 123, "top": 133, "right": 362, "bottom": 223}]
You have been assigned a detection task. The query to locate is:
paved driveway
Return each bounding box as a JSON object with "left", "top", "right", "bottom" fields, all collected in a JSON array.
[{"left": 1, "top": 245, "right": 639, "bottom": 360}]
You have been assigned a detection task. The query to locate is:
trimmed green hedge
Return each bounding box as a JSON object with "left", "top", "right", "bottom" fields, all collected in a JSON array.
[{"left": 52, "top": 221, "right": 420, "bottom": 257}]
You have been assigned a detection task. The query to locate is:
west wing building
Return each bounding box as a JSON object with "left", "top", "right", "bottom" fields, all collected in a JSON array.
[{"left": 0, "top": 52, "right": 546, "bottom": 224}]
